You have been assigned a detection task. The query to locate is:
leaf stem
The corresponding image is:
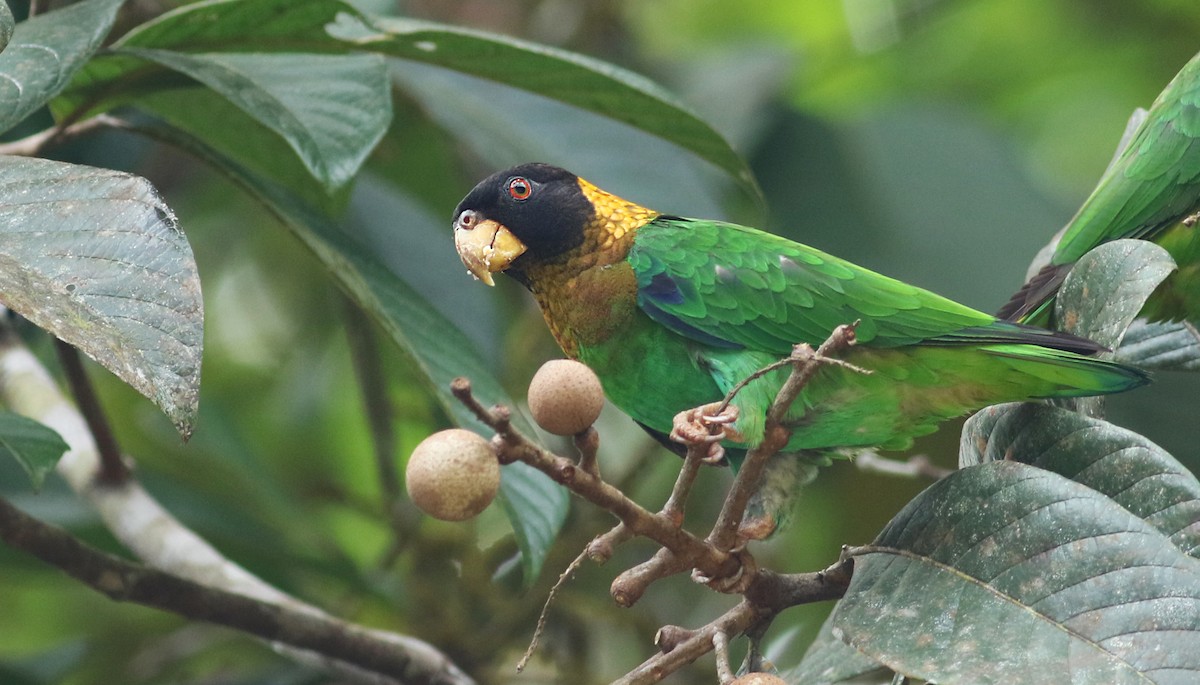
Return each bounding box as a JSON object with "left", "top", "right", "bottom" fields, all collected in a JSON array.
[
  {"left": 53, "top": 339, "right": 128, "bottom": 485},
  {"left": 0, "top": 115, "right": 120, "bottom": 157}
]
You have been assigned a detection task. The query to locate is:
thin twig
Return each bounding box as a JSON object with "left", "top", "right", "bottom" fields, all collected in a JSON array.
[
  {"left": 53, "top": 339, "right": 129, "bottom": 485},
  {"left": 516, "top": 547, "right": 589, "bottom": 672},
  {"left": 660, "top": 440, "right": 708, "bottom": 526},
  {"left": 854, "top": 451, "right": 952, "bottom": 480},
  {"left": 712, "top": 630, "right": 734, "bottom": 684},
  {"left": 574, "top": 427, "right": 600, "bottom": 477}
]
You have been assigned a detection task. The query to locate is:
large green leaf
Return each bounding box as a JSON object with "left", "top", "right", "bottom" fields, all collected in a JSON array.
[
  {"left": 1117, "top": 319, "right": 1200, "bottom": 371},
  {"left": 0, "top": 2, "right": 14, "bottom": 55},
  {"left": 0, "top": 0, "right": 124, "bottom": 135},
  {"left": 961, "top": 402, "right": 1200, "bottom": 557},
  {"left": 835, "top": 461, "right": 1200, "bottom": 685},
  {"left": 1055, "top": 239, "right": 1175, "bottom": 351},
  {"left": 117, "top": 49, "right": 389, "bottom": 191},
  {"left": 52, "top": 0, "right": 390, "bottom": 193},
  {"left": 390, "top": 60, "right": 731, "bottom": 219},
  {"left": 54, "top": 0, "right": 366, "bottom": 120},
  {"left": 130, "top": 119, "right": 567, "bottom": 584},
  {"left": 784, "top": 611, "right": 892, "bottom": 685},
  {"left": 332, "top": 15, "right": 756, "bottom": 196},
  {"left": 0, "top": 157, "right": 202, "bottom": 438},
  {"left": 0, "top": 412, "right": 69, "bottom": 492}
]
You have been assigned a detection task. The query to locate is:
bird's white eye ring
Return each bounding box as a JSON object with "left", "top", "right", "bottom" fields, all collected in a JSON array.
[{"left": 457, "top": 210, "right": 478, "bottom": 229}]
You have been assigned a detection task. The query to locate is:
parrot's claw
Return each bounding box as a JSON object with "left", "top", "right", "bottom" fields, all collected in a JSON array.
[
  {"left": 669, "top": 403, "right": 742, "bottom": 463},
  {"left": 692, "top": 547, "right": 757, "bottom": 594}
]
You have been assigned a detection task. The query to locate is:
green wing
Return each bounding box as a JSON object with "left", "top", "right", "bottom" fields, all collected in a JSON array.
[
  {"left": 1053, "top": 50, "right": 1200, "bottom": 265},
  {"left": 629, "top": 218, "right": 1091, "bottom": 354}
]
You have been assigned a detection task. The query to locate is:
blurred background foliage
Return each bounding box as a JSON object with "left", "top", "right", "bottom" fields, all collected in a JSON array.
[{"left": 1, "top": 0, "right": 1198, "bottom": 683}]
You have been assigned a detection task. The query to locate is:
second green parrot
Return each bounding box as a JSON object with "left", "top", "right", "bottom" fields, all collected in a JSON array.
[
  {"left": 1000, "top": 49, "right": 1200, "bottom": 325},
  {"left": 453, "top": 163, "right": 1147, "bottom": 467}
]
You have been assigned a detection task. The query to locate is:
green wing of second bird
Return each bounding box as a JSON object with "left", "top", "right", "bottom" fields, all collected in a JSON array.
[{"left": 1002, "top": 50, "right": 1200, "bottom": 324}]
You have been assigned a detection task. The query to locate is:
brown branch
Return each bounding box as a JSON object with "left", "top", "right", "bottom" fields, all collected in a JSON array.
[
  {"left": 621, "top": 561, "right": 854, "bottom": 685},
  {"left": 53, "top": 339, "right": 129, "bottom": 485},
  {"left": 0, "top": 495, "right": 469, "bottom": 685},
  {"left": 708, "top": 323, "right": 862, "bottom": 552},
  {"left": 618, "top": 601, "right": 762, "bottom": 685},
  {"left": 450, "top": 324, "right": 865, "bottom": 683},
  {"left": 451, "top": 378, "right": 740, "bottom": 585},
  {"left": 0, "top": 322, "right": 470, "bottom": 685},
  {"left": 712, "top": 629, "right": 734, "bottom": 684},
  {"left": 611, "top": 548, "right": 690, "bottom": 607},
  {"left": 661, "top": 440, "right": 708, "bottom": 526},
  {"left": 586, "top": 523, "right": 631, "bottom": 563}
]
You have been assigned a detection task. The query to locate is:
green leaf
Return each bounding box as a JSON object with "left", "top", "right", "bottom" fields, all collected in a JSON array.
[
  {"left": 961, "top": 402, "right": 1200, "bottom": 557},
  {"left": 117, "top": 49, "right": 390, "bottom": 191},
  {"left": 333, "top": 15, "right": 757, "bottom": 197},
  {"left": 0, "top": 157, "right": 203, "bottom": 438},
  {"left": 117, "top": 0, "right": 357, "bottom": 49},
  {"left": 390, "top": 60, "right": 731, "bottom": 219},
  {"left": 785, "top": 611, "right": 892, "bottom": 684},
  {"left": 54, "top": 0, "right": 373, "bottom": 119},
  {"left": 0, "top": 412, "right": 69, "bottom": 492},
  {"left": 1117, "top": 319, "right": 1200, "bottom": 371},
  {"left": 133, "top": 119, "right": 567, "bottom": 585},
  {"left": 0, "top": 0, "right": 124, "bottom": 135},
  {"left": 0, "top": 2, "right": 14, "bottom": 55},
  {"left": 835, "top": 461, "right": 1200, "bottom": 685},
  {"left": 52, "top": 0, "right": 391, "bottom": 194},
  {"left": 1055, "top": 239, "right": 1175, "bottom": 351}
]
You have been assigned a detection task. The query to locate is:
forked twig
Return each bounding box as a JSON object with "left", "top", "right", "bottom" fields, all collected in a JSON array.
[{"left": 449, "top": 323, "right": 867, "bottom": 683}]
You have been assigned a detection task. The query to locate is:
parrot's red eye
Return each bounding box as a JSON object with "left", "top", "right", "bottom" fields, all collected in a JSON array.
[{"left": 507, "top": 177, "right": 532, "bottom": 201}]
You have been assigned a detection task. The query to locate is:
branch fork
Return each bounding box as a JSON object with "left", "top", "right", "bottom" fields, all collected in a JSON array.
[{"left": 452, "top": 322, "right": 865, "bottom": 683}]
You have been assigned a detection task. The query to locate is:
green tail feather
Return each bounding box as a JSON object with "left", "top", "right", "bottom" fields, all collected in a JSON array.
[{"left": 982, "top": 344, "right": 1150, "bottom": 397}]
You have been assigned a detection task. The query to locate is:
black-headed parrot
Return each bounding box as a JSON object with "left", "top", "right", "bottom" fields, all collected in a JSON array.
[{"left": 452, "top": 163, "right": 1147, "bottom": 479}]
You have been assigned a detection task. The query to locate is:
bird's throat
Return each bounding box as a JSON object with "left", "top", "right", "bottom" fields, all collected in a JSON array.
[{"left": 522, "top": 178, "right": 660, "bottom": 357}]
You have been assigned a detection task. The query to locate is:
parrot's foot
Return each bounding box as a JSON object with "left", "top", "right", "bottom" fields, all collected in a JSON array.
[
  {"left": 692, "top": 546, "right": 757, "bottom": 594},
  {"left": 669, "top": 402, "right": 743, "bottom": 464}
]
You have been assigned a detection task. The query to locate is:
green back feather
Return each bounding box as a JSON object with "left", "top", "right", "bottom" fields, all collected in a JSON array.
[{"left": 630, "top": 217, "right": 1102, "bottom": 354}]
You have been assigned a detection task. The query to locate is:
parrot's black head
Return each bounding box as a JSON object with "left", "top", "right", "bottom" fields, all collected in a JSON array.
[{"left": 452, "top": 163, "right": 596, "bottom": 285}]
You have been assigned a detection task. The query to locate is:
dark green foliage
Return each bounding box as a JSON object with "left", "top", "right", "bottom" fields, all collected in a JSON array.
[{"left": 0, "top": 2, "right": 1196, "bottom": 684}]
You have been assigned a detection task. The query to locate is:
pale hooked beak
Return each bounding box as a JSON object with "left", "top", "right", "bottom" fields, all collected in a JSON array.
[{"left": 453, "top": 211, "right": 528, "bottom": 286}]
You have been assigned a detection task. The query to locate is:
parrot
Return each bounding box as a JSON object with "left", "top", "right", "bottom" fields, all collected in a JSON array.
[
  {"left": 999, "top": 49, "right": 1200, "bottom": 325},
  {"left": 452, "top": 163, "right": 1148, "bottom": 476}
]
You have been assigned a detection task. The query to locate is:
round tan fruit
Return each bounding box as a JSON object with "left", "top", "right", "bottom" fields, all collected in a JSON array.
[
  {"left": 405, "top": 429, "right": 500, "bottom": 521},
  {"left": 527, "top": 359, "right": 605, "bottom": 436}
]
